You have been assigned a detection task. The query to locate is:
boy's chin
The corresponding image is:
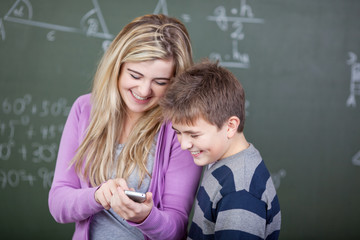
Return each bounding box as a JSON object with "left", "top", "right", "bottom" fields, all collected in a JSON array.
[
  {"left": 193, "top": 158, "right": 213, "bottom": 167},
  {"left": 193, "top": 158, "right": 205, "bottom": 166}
]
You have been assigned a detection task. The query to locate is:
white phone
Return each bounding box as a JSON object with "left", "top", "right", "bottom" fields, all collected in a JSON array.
[{"left": 124, "top": 190, "right": 146, "bottom": 203}]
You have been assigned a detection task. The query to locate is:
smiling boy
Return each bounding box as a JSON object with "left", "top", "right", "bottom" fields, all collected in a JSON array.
[{"left": 160, "top": 60, "right": 281, "bottom": 239}]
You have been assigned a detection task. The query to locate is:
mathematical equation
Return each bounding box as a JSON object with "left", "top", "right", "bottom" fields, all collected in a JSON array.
[
  {"left": 0, "top": 94, "right": 71, "bottom": 189},
  {"left": 0, "top": 0, "right": 265, "bottom": 69},
  {"left": 207, "top": 0, "right": 265, "bottom": 68},
  {"left": 346, "top": 52, "right": 360, "bottom": 108},
  {"left": 0, "top": 0, "right": 113, "bottom": 51},
  {"left": 0, "top": 167, "right": 53, "bottom": 189},
  {"left": 0, "top": 0, "right": 172, "bottom": 51}
]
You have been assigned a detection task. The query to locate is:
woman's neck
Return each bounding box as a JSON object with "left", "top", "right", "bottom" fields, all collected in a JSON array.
[{"left": 119, "top": 111, "right": 143, "bottom": 144}]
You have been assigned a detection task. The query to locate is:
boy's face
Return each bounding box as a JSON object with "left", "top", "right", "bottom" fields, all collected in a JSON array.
[{"left": 172, "top": 117, "right": 231, "bottom": 166}]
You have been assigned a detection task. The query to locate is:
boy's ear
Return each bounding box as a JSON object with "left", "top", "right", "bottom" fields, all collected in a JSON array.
[{"left": 226, "top": 116, "right": 240, "bottom": 138}]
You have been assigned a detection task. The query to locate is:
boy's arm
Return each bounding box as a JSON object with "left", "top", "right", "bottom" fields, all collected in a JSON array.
[{"left": 215, "top": 190, "right": 267, "bottom": 239}]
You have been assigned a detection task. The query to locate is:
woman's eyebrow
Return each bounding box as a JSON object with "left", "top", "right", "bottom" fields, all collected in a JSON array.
[
  {"left": 127, "top": 68, "right": 143, "bottom": 76},
  {"left": 127, "top": 68, "right": 171, "bottom": 81}
]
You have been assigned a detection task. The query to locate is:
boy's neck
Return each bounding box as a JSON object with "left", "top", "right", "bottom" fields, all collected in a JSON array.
[{"left": 226, "top": 132, "right": 250, "bottom": 158}]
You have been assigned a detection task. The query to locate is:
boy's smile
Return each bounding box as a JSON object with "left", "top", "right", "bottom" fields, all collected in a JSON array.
[
  {"left": 190, "top": 150, "right": 201, "bottom": 158},
  {"left": 172, "top": 117, "right": 231, "bottom": 166}
]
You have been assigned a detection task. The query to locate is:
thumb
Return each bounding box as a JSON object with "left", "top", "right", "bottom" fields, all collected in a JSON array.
[{"left": 145, "top": 192, "right": 153, "bottom": 205}]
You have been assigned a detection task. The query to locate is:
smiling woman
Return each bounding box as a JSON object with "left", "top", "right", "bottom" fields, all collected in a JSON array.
[
  {"left": 48, "top": 14, "right": 201, "bottom": 240},
  {"left": 118, "top": 59, "right": 174, "bottom": 121}
]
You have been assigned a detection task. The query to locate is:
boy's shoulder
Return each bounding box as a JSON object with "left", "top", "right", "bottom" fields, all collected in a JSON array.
[
  {"left": 211, "top": 143, "right": 263, "bottom": 175},
  {"left": 205, "top": 144, "right": 271, "bottom": 197}
]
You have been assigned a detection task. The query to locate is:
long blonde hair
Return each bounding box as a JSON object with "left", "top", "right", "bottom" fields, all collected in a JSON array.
[{"left": 72, "top": 14, "right": 193, "bottom": 187}]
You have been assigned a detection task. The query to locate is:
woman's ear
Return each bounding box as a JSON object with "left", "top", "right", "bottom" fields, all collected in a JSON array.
[{"left": 227, "top": 116, "right": 240, "bottom": 139}]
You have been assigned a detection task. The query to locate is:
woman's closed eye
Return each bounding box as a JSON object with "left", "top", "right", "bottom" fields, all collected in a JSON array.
[
  {"left": 130, "top": 73, "right": 141, "bottom": 80},
  {"left": 155, "top": 80, "right": 168, "bottom": 86}
]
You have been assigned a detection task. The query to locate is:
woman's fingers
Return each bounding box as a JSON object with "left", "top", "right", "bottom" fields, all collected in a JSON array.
[
  {"left": 95, "top": 179, "right": 120, "bottom": 209},
  {"left": 110, "top": 187, "right": 153, "bottom": 223},
  {"left": 96, "top": 191, "right": 111, "bottom": 210},
  {"left": 116, "top": 178, "right": 130, "bottom": 190},
  {"left": 95, "top": 178, "right": 149, "bottom": 216}
]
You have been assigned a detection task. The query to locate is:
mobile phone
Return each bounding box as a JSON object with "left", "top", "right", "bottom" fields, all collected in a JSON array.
[{"left": 124, "top": 190, "right": 146, "bottom": 203}]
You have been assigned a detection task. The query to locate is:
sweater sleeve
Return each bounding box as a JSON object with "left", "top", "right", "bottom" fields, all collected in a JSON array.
[
  {"left": 129, "top": 123, "right": 202, "bottom": 240},
  {"left": 214, "top": 190, "right": 267, "bottom": 239},
  {"left": 48, "top": 95, "right": 103, "bottom": 223}
]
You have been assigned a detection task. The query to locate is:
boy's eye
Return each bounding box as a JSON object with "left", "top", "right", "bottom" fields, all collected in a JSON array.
[{"left": 190, "top": 135, "right": 199, "bottom": 138}]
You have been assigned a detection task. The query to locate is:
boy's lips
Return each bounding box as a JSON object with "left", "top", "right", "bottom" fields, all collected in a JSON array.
[{"left": 190, "top": 150, "right": 201, "bottom": 157}]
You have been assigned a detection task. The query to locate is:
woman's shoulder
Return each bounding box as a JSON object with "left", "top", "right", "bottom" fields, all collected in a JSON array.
[
  {"left": 66, "top": 93, "right": 92, "bottom": 122},
  {"left": 71, "top": 93, "right": 92, "bottom": 112},
  {"left": 161, "top": 120, "right": 173, "bottom": 131},
  {"left": 74, "top": 93, "right": 91, "bottom": 106},
  {"left": 159, "top": 121, "right": 176, "bottom": 139}
]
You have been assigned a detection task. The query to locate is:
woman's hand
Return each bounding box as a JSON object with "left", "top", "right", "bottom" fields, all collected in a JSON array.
[
  {"left": 110, "top": 180, "right": 153, "bottom": 223},
  {"left": 94, "top": 179, "right": 123, "bottom": 210}
]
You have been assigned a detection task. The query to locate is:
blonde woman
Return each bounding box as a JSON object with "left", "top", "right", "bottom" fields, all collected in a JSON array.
[{"left": 48, "top": 14, "right": 202, "bottom": 240}]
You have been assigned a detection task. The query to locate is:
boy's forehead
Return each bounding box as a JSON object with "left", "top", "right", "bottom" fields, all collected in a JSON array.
[
  {"left": 172, "top": 117, "right": 214, "bottom": 132},
  {"left": 172, "top": 122, "right": 197, "bottom": 131}
]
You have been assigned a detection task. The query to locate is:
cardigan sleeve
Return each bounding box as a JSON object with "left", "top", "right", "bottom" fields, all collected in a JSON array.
[
  {"left": 129, "top": 123, "right": 202, "bottom": 240},
  {"left": 48, "top": 94, "right": 103, "bottom": 223}
]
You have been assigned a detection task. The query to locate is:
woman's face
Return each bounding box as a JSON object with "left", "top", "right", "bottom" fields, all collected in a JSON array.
[{"left": 118, "top": 58, "right": 174, "bottom": 119}]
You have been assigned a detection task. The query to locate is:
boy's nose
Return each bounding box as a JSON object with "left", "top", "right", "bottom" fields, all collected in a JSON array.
[{"left": 180, "top": 137, "right": 192, "bottom": 150}]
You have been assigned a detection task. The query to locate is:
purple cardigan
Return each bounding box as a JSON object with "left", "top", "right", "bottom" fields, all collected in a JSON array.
[{"left": 48, "top": 94, "right": 202, "bottom": 240}]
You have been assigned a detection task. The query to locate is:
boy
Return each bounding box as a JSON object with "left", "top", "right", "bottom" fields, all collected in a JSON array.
[{"left": 160, "top": 60, "right": 281, "bottom": 239}]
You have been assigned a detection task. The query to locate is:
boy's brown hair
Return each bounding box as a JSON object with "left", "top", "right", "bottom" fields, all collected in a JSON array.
[{"left": 161, "top": 60, "right": 246, "bottom": 132}]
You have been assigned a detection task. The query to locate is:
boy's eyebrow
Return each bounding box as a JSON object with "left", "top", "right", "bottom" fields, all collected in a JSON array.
[
  {"left": 172, "top": 126, "right": 200, "bottom": 134},
  {"left": 172, "top": 126, "right": 179, "bottom": 132},
  {"left": 127, "top": 68, "right": 171, "bottom": 80}
]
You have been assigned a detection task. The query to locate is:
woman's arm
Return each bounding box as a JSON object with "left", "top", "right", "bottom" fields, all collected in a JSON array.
[
  {"left": 130, "top": 124, "right": 202, "bottom": 240},
  {"left": 48, "top": 95, "right": 103, "bottom": 223}
]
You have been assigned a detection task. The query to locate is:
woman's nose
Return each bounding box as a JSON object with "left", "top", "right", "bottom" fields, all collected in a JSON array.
[{"left": 138, "top": 80, "right": 152, "bottom": 97}]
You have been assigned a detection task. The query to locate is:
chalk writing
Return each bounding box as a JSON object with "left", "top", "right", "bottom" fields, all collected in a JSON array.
[
  {"left": 352, "top": 150, "right": 360, "bottom": 166},
  {"left": 1, "top": 0, "right": 178, "bottom": 51},
  {"left": 2, "top": 0, "right": 113, "bottom": 44},
  {"left": 0, "top": 167, "right": 53, "bottom": 189},
  {"left": 0, "top": 18, "right": 5, "bottom": 40},
  {"left": 207, "top": 0, "right": 264, "bottom": 69},
  {"left": 346, "top": 52, "right": 360, "bottom": 107},
  {"left": 180, "top": 14, "right": 191, "bottom": 23},
  {"left": 47, "top": 30, "right": 55, "bottom": 41},
  {"left": 271, "top": 169, "right": 286, "bottom": 190},
  {"left": 80, "top": 0, "right": 111, "bottom": 39},
  {"left": 245, "top": 99, "right": 250, "bottom": 116},
  {"left": 2, "top": 94, "right": 70, "bottom": 117},
  {"left": 154, "top": 0, "right": 168, "bottom": 15},
  {"left": 0, "top": 94, "right": 71, "bottom": 188}
]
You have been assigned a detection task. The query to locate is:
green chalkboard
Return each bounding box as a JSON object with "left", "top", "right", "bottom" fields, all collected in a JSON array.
[{"left": 1, "top": 0, "right": 360, "bottom": 239}]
